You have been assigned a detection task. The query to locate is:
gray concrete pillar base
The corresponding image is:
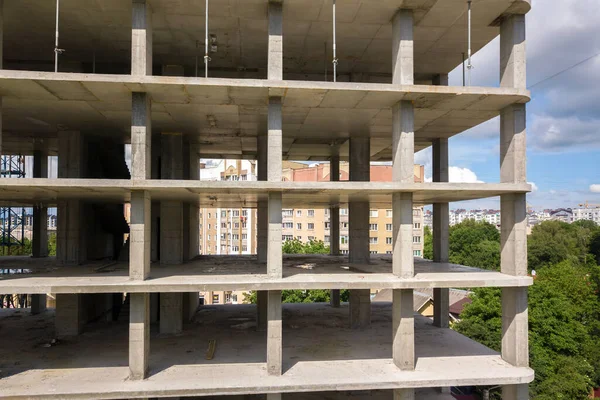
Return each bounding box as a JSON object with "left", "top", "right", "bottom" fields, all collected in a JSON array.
[
  {"left": 349, "top": 289, "right": 371, "bottom": 329},
  {"left": 393, "top": 389, "right": 414, "bottom": 400},
  {"left": 393, "top": 289, "right": 414, "bottom": 371},
  {"left": 129, "top": 293, "right": 150, "bottom": 380},
  {"left": 330, "top": 289, "right": 341, "bottom": 308},
  {"left": 257, "top": 290, "right": 268, "bottom": 332},
  {"left": 55, "top": 294, "right": 84, "bottom": 338},
  {"left": 31, "top": 294, "right": 47, "bottom": 315},
  {"left": 502, "top": 383, "right": 528, "bottom": 400},
  {"left": 433, "top": 288, "right": 450, "bottom": 328},
  {"left": 159, "top": 293, "right": 183, "bottom": 335},
  {"left": 267, "top": 290, "right": 282, "bottom": 376}
]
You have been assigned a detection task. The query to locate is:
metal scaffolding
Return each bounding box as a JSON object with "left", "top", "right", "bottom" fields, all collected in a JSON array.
[{"left": 0, "top": 155, "right": 27, "bottom": 255}]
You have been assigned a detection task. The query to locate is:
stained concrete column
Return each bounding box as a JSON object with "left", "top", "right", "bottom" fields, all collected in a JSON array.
[
  {"left": 129, "top": 292, "right": 149, "bottom": 380},
  {"left": 160, "top": 133, "right": 184, "bottom": 265},
  {"left": 267, "top": 290, "right": 282, "bottom": 376},
  {"left": 131, "top": 0, "right": 152, "bottom": 77},
  {"left": 267, "top": 97, "right": 282, "bottom": 278},
  {"left": 500, "top": 13, "right": 529, "bottom": 400},
  {"left": 432, "top": 138, "right": 449, "bottom": 329},
  {"left": 391, "top": 10, "right": 415, "bottom": 388},
  {"left": 55, "top": 294, "right": 84, "bottom": 338},
  {"left": 348, "top": 136, "right": 370, "bottom": 328}
]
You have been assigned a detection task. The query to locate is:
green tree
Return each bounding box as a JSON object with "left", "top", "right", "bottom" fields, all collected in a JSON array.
[
  {"left": 282, "top": 238, "right": 329, "bottom": 255},
  {"left": 423, "top": 226, "right": 433, "bottom": 260}
]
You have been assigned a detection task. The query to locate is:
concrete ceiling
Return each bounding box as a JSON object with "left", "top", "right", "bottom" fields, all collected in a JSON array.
[
  {"left": 4, "top": 0, "right": 530, "bottom": 80},
  {"left": 0, "top": 71, "right": 530, "bottom": 160}
]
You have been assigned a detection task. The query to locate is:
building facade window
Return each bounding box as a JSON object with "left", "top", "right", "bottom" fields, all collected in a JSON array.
[
  {"left": 386, "top": 223, "right": 392, "bottom": 231},
  {"left": 297, "top": 223, "right": 302, "bottom": 230},
  {"left": 296, "top": 210, "right": 302, "bottom": 217},
  {"left": 369, "top": 210, "right": 378, "bottom": 217},
  {"left": 308, "top": 210, "right": 315, "bottom": 217},
  {"left": 386, "top": 210, "right": 392, "bottom": 218},
  {"left": 386, "top": 237, "right": 392, "bottom": 244},
  {"left": 413, "top": 236, "right": 421, "bottom": 243},
  {"left": 308, "top": 223, "right": 315, "bottom": 230},
  {"left": 369, "top": 224, "right": 378, "bottom": 231},
  {"left": 282, "top": 235, "right": 294, "bottom": 241},
  {"left": 213, "top": 294, "right": 219, "bottom": 304},
  {"left": 369, "top": 237, "right": 378, "bottom": 244},
  {"left": 413, "top": 250, "right": 422, "bottom": 257}
]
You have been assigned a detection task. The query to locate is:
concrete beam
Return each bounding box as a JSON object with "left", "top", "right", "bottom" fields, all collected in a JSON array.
[
  {"left": 267, "top": 290, "right": 282, "bottom": 376},
  {"left": 392, "top": 10, "right": 414, "bottom": 85},
  {"left": 131, "top": 92, "right": 152, "bottom": 180},
  {"left": 393, "top": 289, "right": 414, "bottom": 370},
  {"left": 160, "top": 293, "right": 183, "bottom": 335},
  {"left": 132, "top": 0, "right": 153, "bottom": 77},
  {"left": 268, "top": 2, "right": 283, "bottom": 81},
  {"left": 500, "top": 14, "right": 526, "bottom": 89},
  {"left": 130, "top": 191, "right": 151, "bottom": 280},
  {"left": 129, "top": 292, "right": 149, "bottom": 380}
]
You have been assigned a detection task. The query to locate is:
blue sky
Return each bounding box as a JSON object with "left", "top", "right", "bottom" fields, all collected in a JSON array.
[{"left": 416, "top": 0, "right": 600, "bottom": 210}]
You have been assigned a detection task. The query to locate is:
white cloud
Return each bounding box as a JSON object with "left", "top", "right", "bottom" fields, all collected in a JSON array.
[
  {"left": 529, "top": 182, "right": 538, "bottom": 192},
  {"left": 530, "top": 114, "right": 600, "bottom": 152},
  {"left": 591, "top": 184, "right": 600, "bottom": 193},
  {"left": 449, "top": 167, "right": 483, "bottom": 183}
]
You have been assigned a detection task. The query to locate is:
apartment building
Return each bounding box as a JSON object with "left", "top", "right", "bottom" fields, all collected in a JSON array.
[
  {"left": 283, "top": 162, "right": 425, "bottom": 257},
  {"left": 199, "top": 160, "right": 257, "bottom": 255},
  {"left": 0, "top": 0, "right": 534, "bottom": 399},
  {"left": 573, "top": 206, "right": 600, "bottom": 225}
]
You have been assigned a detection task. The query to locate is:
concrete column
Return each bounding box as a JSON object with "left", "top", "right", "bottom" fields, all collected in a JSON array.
[
  {"left": 391, "top": 10, "right": 416, "bottom": 381},
  {"left": 432, "top": 73, "right": 449, "bottom": 86},
  {"left": 500, "top": 12, "right": 529, "bottom": 399},
  {"left": 329, "top": 153, "right": 340, "bottom": 256},
  {"left": 57, "top": 131, "right": 85, "bottom": 265},
  {"left": 267, "top": 290, "right": 282, "bottom": 376},
  {"left": 393, "top": 389, "right": 414, "bottom": 400},
  {"left": 500, "top": 15, "right": 526, "bottom": 90},
  {"left": 257, "top": 135, "right": 268, "bottom": 263},
  {"left": 184, "top": 142, "right": 200, "bottom": 261},
  {"left": 32, "top": 150, "right": 49, "bottom": 258},
  {"left": 130, "top": 191, "right": 151, "bottom": 280},
  {"left": 31, "top": 294, "right": 47, "bottom": 315},
  {"left": 132, "top": 0, "right": 153, "bottom": 76},
  {"left": 55, "top": 294, "right": 84, "bottom": 338},
  {"left": 348, "top": 137, "right": 370, "bottom": 328},
  {"left": 432, "top": 138, "right": 449, "bottom": 329},
  {"left": 131, "top": 92, "right": 152, "bottom": 180},
  {"left": 183, "top": 292, "right": 199, "bottom": 322},
  {"left": 257, "top": 290, "right": 268, "bottom": 332},
  {"left": 129, "top": 292, "right": 149, "bottom": 380},
  {"left": 160, "top": 293, "right": 183, "bottom": 335},
  {"left": 160, "top": 133, "right": 184, "bottom": 265},
  {"left": 267, "top": 97, "right": 282, "bottom": 278},
  {"left": 392, "top": 10, "right": 414, "bottom": 85},
  {"left": 393, "top": 289, "right": 414, "bottom": 370},
  {"left": 268, "top": 1, "right": 283, "bottom": 81}
]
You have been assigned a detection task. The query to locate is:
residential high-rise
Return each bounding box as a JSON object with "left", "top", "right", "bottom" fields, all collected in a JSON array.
[{"left": 0, "top": 1, "right": 533, "bottom": 399}]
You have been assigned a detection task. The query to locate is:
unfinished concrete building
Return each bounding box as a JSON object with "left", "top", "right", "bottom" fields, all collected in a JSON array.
[{"left": 0, "top": 0, "right": 533, "bottom": 399}]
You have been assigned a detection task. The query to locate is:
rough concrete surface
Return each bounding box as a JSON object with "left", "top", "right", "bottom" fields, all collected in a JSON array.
[
  {"left": 0, "top": 255, "right": 532, "bottom": 294},
  {"left": 0, "top": 303, "right": 532, "bottom": 399}
]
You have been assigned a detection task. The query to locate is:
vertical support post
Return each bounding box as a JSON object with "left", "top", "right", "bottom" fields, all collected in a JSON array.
[
  {"left": 55, "top": 294, "right": 83, "bottom": 338},
  {"left": 129, "top": 293, "right": 149, "bottom": 380},
  {"left": 160, "top": 293, "right": 183, "bottom": 335},
  {"left": 130, "top": 191, "right": 151, "bottom": 280},
  {"left": 500, "top": 13, "right": 529, "bottom": 400},
  {"left": 267, "top": 290, "right": 282, "bottom": 376},
  {"left": 131, "top": 93, "right": 152, "bottom": 180},
  {"left": 330, "top": 150, "right": 341, "bottom": 309},
  {"left": 132, "top": 0, "right": 152, "bottom": 76},
  {"left": 432, "top": 138, "right": 449, "bottom": 328},
  {"left": 348, "top": 136, "right": 370, "bottom": 328},
  {"left": 391, "top": 9, "right": 415, "bottom": 387},
  {"left": 160, "top": 133, "right": 184, "bottom": 265},
  {"left": 268, "top": 1, "right": 283, "bottom": 81},
  {"left": 257, "top": 135, "right": 268, "bottom": 264},
  {"left": 267, "top": 97, "right": 282, "bottom": 278},
  {"left": 32, "top": 150, "right": 49, "bottom": 258}
]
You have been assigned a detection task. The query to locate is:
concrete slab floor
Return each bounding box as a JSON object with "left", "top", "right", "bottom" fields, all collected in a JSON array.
[
  {"left": 0, "top": 255, "right": 532, "bottom": 294},
  {"left": 0, "top": 304, "right": 532, "bottom": 398}
]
